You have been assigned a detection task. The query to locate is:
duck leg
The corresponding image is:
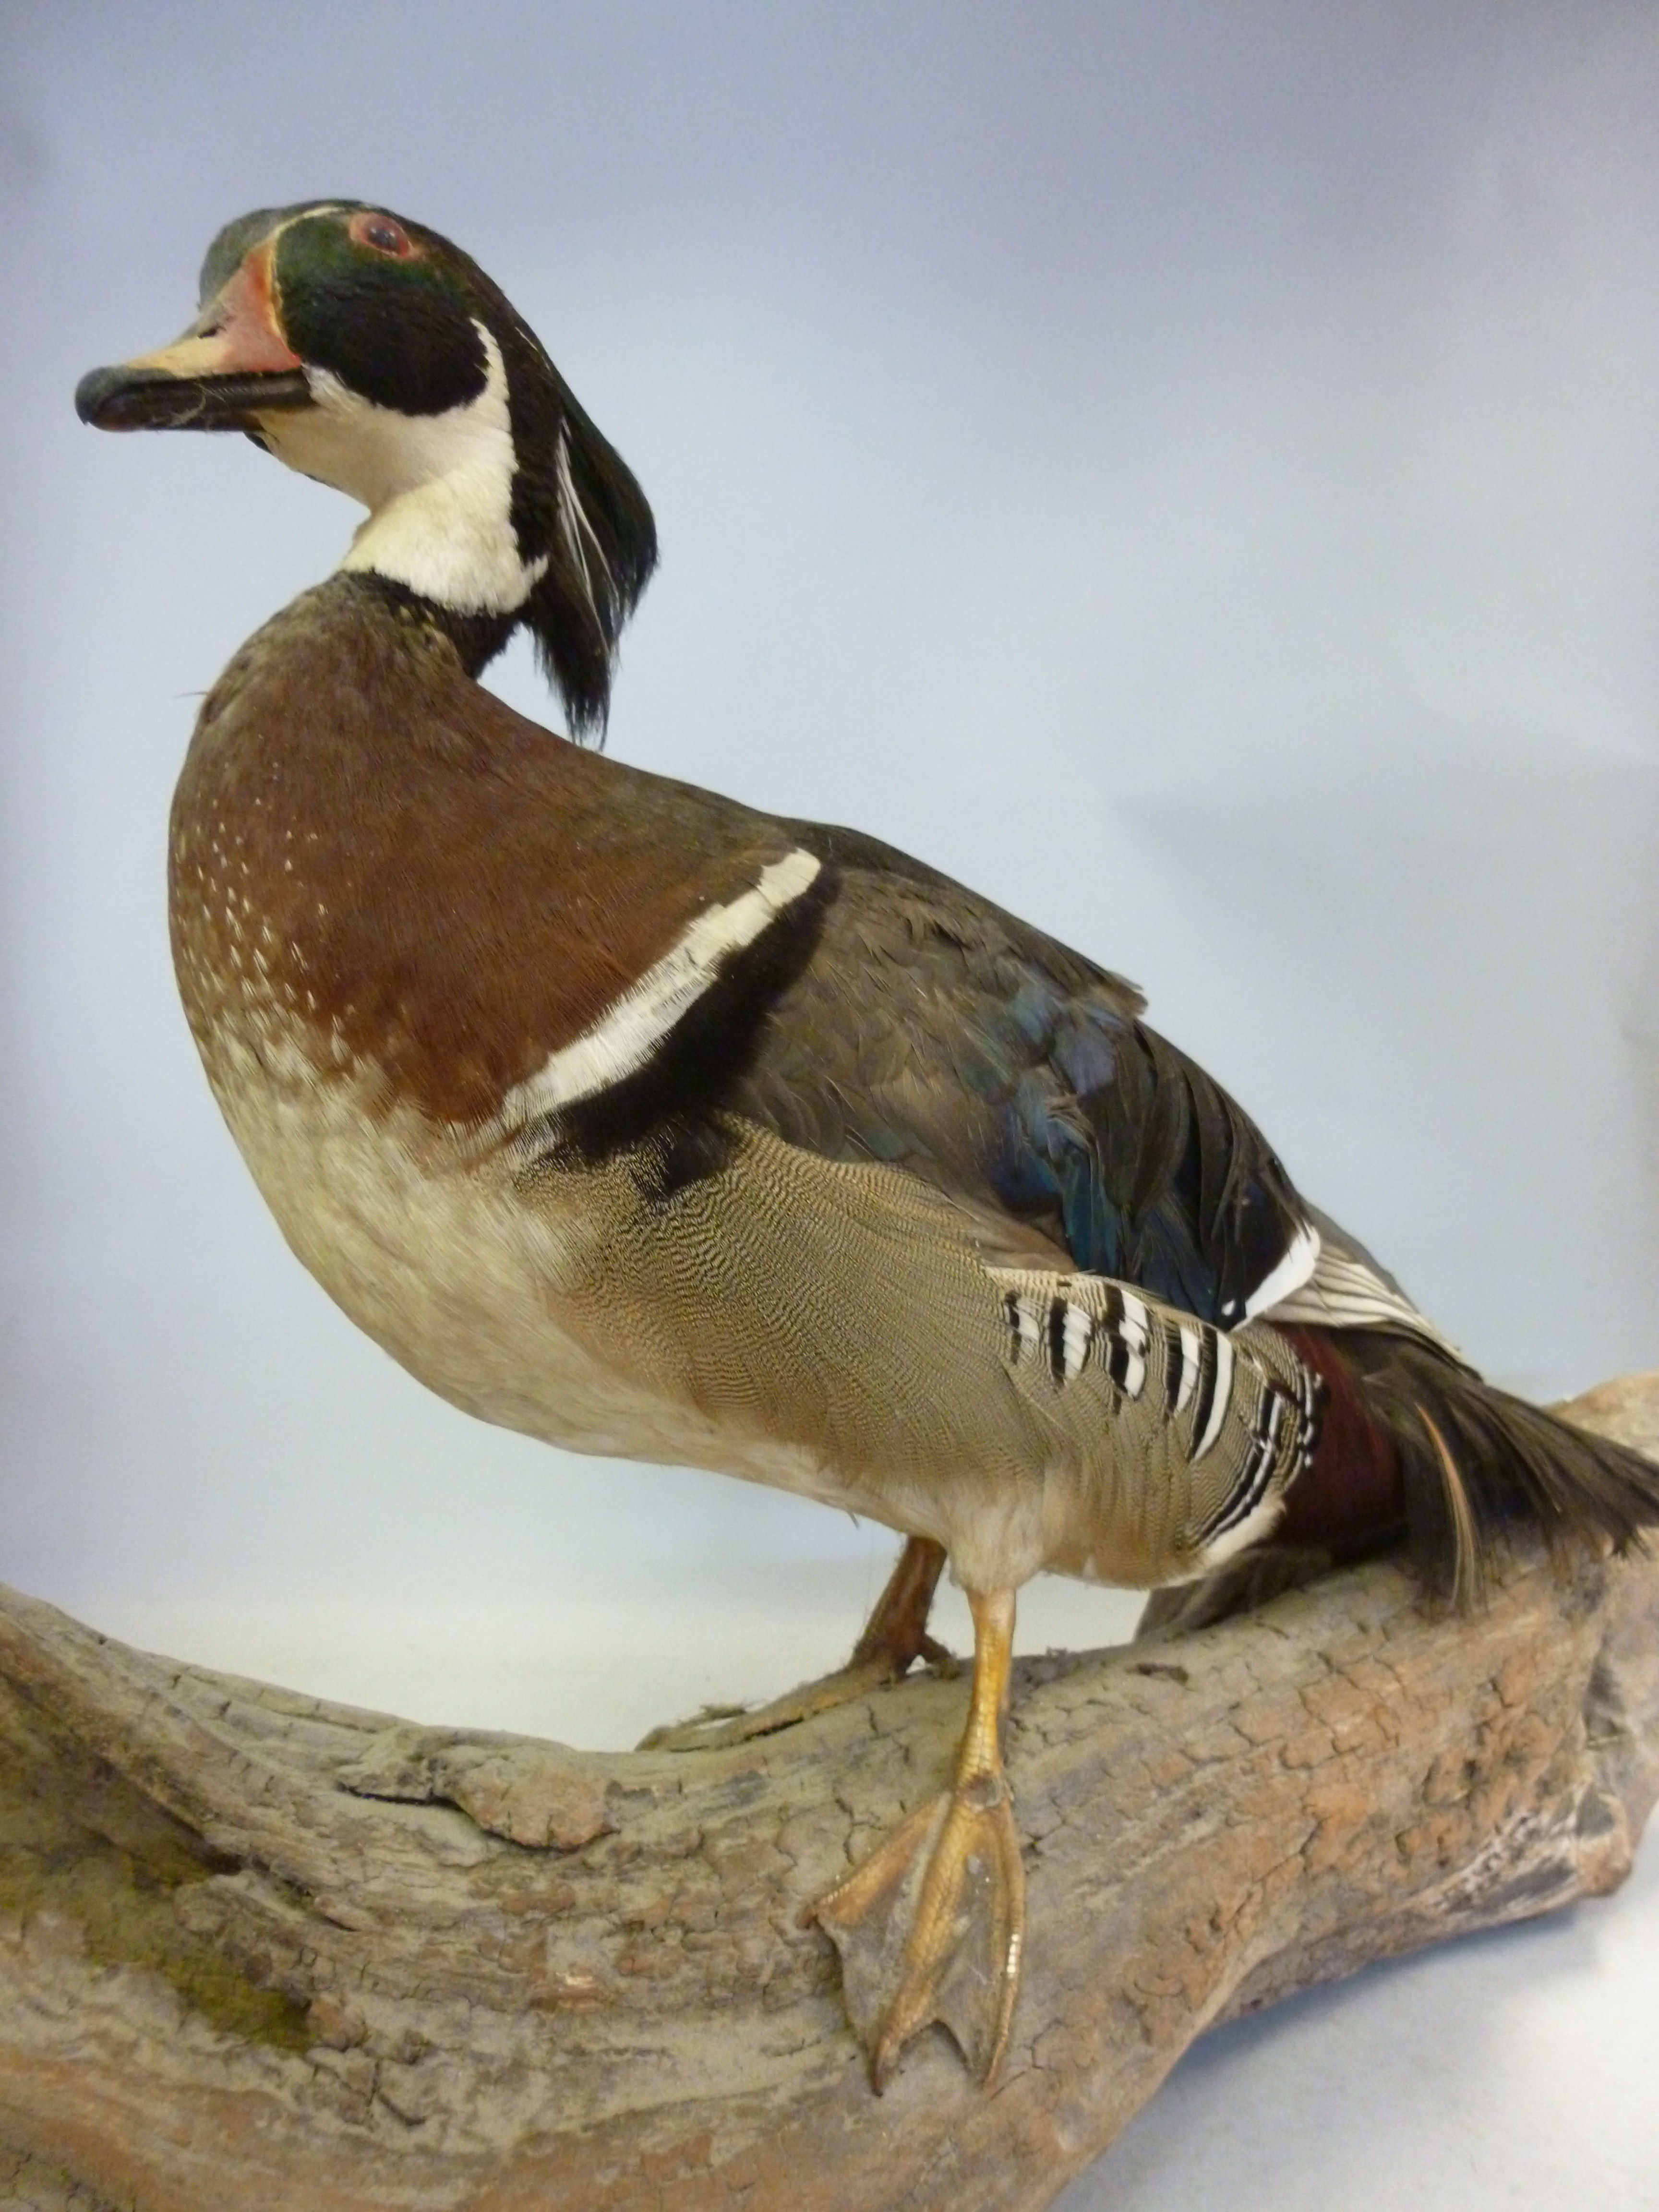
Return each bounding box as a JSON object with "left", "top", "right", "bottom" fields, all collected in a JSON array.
[
  {"left": 815, "top": 1585, "right": 1023, "bottom": 2090},
  {"left": 638, "top": 1536, "right": 955, "bottom": 1751}
]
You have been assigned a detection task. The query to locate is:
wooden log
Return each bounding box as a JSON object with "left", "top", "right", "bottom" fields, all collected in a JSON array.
[{"left": 1, "top": 1374, "right": 1656, "bottom": 2212}]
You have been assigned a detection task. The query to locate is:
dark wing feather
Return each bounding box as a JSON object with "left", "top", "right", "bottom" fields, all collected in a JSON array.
[{"left": 715, "top": 821, "right": 1312, "bottom": 1326}]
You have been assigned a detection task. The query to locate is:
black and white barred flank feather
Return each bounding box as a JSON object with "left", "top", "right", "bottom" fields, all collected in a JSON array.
[{"left": 996, "top": 1271, "right": 1322, "bottom": 1575}]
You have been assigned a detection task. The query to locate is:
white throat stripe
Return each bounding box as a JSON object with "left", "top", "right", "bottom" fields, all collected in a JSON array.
[
  {"left": 259, "top": 322, "right": 546, "bottom": 616},
  {"left": 496, "top": 848, "right": 822, "bottom": 1131}
]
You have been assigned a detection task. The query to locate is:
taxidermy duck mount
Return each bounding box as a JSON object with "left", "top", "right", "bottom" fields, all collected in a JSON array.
[{"left": 68, "top": 202, "right": 1659, "bottom": 2114}]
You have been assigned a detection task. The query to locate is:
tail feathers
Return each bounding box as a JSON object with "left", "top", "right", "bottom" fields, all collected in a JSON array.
[{"left": 1335, "top": 1330, "right": 1659, "bottom": 1605}]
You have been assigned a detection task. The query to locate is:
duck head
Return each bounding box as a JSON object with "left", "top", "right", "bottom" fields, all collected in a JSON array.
[{"left": 76, "top": 201, "right": 657, "bottom": 735}]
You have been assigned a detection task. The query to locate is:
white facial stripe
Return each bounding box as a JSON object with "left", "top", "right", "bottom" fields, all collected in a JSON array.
[
  {"left": 258, "top": 323, "right": 544, "bottom": 615},
  {"left": 271, "top": 203, "right": 350, "bottom": 240},
  {"left": 496, "top": 849, "right": 823, "bottom": 1133}
]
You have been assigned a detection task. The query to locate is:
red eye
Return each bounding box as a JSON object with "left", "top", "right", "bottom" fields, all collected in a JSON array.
[{"left": 349, "top": 211, "right": 413, "bottom": 258}]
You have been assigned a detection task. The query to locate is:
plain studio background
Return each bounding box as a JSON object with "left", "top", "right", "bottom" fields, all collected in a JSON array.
[{"left": 3, "top": 4, "right": 1658, "bottom": 2204}]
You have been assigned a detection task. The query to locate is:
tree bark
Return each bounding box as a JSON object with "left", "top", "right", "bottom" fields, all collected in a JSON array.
[{"left": 2, "top": 1376, "right": 1657, "bottom": 2212}]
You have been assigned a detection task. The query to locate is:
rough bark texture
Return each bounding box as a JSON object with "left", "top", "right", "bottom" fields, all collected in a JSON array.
[{"left": 1, "top": 1375, "right": 1657, "bottom": 2212}]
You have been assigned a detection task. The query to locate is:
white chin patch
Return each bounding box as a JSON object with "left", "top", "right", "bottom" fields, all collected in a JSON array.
[{"left": 255, "top": 323, "right": 546, "bottom": 616}]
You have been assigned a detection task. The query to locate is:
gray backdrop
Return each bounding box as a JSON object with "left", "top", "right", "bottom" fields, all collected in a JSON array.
[{"left": 3, "top": 6, "right": 1656, "bottom": 2205}]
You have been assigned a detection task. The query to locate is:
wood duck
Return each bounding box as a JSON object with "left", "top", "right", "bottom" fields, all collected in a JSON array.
[{"left": 77, "top": 202, "right": 1659, "bottom": 2092}]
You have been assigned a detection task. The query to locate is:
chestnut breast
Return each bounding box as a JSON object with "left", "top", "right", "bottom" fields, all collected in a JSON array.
[{"left": 168, "top": 579, "right": 803, "bottom": 1126}]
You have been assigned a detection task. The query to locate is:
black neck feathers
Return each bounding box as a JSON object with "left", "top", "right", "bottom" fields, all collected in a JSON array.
[
  {"left": 463, "top": 267, "right": 658, "bottom": 741},
  {"left": 345, "top": 574, "right": 518, "bottom": 682}
]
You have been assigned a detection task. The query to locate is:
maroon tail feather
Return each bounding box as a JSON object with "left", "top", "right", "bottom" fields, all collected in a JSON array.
[{"left": 1274, "top": 1323, "right": 1659, "bottom": 1603}]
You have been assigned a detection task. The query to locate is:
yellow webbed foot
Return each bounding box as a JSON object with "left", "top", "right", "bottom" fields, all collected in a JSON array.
[{"left": 813, "top": 1586, "right": 1024, "bottom": 2089}]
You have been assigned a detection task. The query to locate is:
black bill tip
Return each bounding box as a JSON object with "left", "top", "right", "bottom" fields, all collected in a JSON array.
[{"left": 75, "top": 362, "right": 313, "bottom": 432}]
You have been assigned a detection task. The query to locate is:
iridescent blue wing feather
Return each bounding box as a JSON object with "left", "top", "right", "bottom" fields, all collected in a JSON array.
[{"left": 723, "top": 822, "right": 1311, "bottom": 1326}]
